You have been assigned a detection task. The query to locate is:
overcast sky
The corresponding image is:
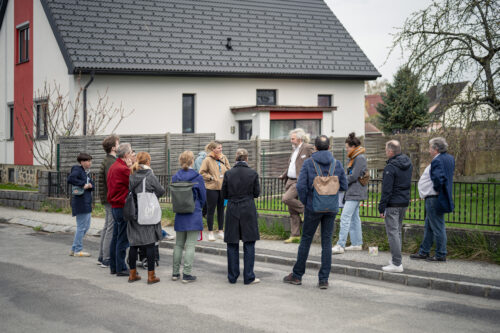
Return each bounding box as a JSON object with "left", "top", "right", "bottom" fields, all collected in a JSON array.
[{"left": 325, "top": 0, "right": 433, "bottom": 82}]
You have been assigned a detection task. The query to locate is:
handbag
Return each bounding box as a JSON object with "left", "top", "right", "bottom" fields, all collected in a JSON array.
[
  {"left": 137, "top": 177, "right": 162, "bottom": 225},
  {"left": 71, "top": 185, "right": 84, "bottom": 196},
  {"left": 358, "top": 170, "right": 370, "bottom": 186}
]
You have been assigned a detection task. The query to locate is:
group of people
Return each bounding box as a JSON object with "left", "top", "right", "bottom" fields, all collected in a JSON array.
[{"left": 67, "top": 129, "right": 455, "bottom": 289}]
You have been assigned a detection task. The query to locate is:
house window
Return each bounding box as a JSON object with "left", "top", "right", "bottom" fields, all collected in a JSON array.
[
  {"left": 238, "top": 120, "right": 252, "bottom": 140},
  {"left": 18, "top": 24, "right": 29, "bottom": 63},
  {"left": 36, "top": 101, "right": 48, "bottom": 139},
  {"left": 182, "top": 94, "right": 195, "bottom": 133},
  {"left": 8, "top": 168, "right": 15, "bottom": 183},
  {"left": 318, "top": 95, "right": 332, "bottom": 107},
  {"left": 257, "top": 90, "right": 276, "bottom": 105},
  {"left": 270, "top": 120, "right": 321, "bottom": 139},
  {"left": 8, "top": 104, "right": 14, "bottom": 140}
]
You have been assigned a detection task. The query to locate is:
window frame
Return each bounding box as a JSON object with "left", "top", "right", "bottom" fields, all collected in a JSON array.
[
  {"left": 17, "top": 23, "right": 30, "bottom": 64},
  {"left": 182, "top": 94, "right": 195, "bottom": 134},
  {"left": 318, "top": 94, "right": 332, "bottom": 107},
  {"left": 270, "top": 119, "right": 322, "bottom": 140},
  {"left": 35, "top": 101, "right": 48, "bottom": 140},
  {"left": 256, "top": 89, "right": 277, "bottom": 106},
  {"left": 7, "top": 103, "right": 14, "bottom": 141},
  {"left": 238, "top": 120, "right": 253, "bottom": 140}
]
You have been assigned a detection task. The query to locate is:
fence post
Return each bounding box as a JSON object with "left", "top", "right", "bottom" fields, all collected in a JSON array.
[
  {"left": 256, "top": 136, "right": 262, "bottom": 176},
  {"left": 165, "top": 132, "right": 170, "bottom": 175}
]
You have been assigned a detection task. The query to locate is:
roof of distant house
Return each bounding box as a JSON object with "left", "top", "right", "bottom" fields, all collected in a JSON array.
[
  {"left": 5, "top": 0, "right": 383, "bottom": 78},
  {"left": 365, "top": 122, "right": 382, "bottom": 134},
  {"left": 427, "top": 81, "right": 469, "bottom": 117},
  {"left": 365, "top": 94, "right": 383, "bottom": 118}
]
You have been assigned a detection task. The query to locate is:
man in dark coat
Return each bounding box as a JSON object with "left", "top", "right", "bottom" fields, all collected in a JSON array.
[
  {"left": 222, "top": 148, "right": 261, "bottom": 285},
  {"left": 283, "top": 135, "right": 347, "bottom": 289},
  {"left": 378, "top": 140, "right": 412, "bottom": 273},
  {"left": 97, "top": 135, "right": 119, "bottom": 267},
  {"left": 412, "top": 137, "right": 455, "bottom": 262}
]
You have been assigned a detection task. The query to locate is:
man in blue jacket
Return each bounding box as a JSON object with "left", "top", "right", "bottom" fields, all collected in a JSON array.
[
  {"left": 412, "top": 137, "right": 455, "bottom": 262},
  {"left": 283, "top": 135, "right": 347, "bottom": 289}
]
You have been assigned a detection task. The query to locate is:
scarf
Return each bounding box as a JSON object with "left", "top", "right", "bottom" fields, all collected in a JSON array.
[
  {"left": 209, "top": 151, "right": 222, "bottom": 161},
  {"left": 347, "top": 146, "right": 365, "bottom": 168}
]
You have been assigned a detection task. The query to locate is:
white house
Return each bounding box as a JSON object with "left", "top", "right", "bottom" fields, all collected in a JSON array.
[{"left": 0, "top": 0, "right": 379, "bottom": 171}]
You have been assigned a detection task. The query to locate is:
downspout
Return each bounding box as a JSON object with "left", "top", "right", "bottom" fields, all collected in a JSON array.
[{"left": 82, "top": 71, "right": 95, "bottom": 135}]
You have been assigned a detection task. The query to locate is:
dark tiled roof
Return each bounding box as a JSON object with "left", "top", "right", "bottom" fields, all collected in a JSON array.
[
  {"left": 426, "top": 82, "right": 468, "bottom": 117},
  {"left": 41, "top": 0, "right": 380, "bottom": 78}
]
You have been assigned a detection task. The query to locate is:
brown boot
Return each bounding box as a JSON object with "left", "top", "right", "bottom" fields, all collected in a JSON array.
[
  {"left": 128, "top": 269, "right": 141, "bottom": 283},
  {"left": 147, "top": 270, "right": 160, "bottom": 284}
]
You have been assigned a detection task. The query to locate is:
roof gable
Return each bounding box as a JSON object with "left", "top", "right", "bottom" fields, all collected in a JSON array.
[
  {"left": 427, "top": 81, "right": 469, "bottom": 117},
  {"left": 42, "top": 0, "right": 380, "bottom": 78}
]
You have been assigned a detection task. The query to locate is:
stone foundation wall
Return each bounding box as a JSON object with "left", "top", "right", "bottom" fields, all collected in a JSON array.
[
  {"left": 0, "top": 164, "right": 48, "bottom": 186},
  {"left": 0, "top": 190, "right": 69, "bottom": 211}
]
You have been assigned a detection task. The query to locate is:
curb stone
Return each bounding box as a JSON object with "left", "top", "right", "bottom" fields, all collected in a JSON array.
[{"left": 159, "top": 240, "right": 500, "bottom": 300}]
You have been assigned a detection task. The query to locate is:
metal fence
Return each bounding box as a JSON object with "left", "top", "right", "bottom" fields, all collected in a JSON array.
[{"left": 47, "top": 172, "right": 499, "bottom": 227}]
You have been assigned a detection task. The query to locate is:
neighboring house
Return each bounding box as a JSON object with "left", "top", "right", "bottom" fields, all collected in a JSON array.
[
  {"left": 427, "top": 81, "right": 497, "bottom": 130},
  {"left": 364, "top": 94, "right": 383, "bottom": 134},
  {"left": 0, "top": 0, "right": 380, "bottom": 169}
]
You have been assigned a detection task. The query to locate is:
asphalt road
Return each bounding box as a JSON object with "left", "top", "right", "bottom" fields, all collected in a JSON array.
[{"left": 1, "top": 222, "right": 499, "bottom": 333}]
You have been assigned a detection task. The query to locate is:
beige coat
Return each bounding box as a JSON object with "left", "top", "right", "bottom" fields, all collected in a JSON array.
[
  {"left": 199, "top": 154, "right": 231, "bottom": 190},
  {"left": 280, "top": 143, "right": 314, "bottom": 181}
]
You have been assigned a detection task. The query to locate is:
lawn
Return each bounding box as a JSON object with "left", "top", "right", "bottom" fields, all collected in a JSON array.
[{"left": 0, "top": 183, "right": 38, "bottom": 191}]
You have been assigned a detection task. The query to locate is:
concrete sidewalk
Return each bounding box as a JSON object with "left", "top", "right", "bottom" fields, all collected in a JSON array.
[{"left": 1, "top": 206, "right": 499, "bottom": 299}]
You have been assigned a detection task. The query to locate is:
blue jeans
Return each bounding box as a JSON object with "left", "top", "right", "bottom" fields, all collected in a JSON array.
[
  {"left": 419, "top": 197, "right": 447, "bottom": 258},
  {"left": 71, "top": 213, "right": 91, "bottom": 252},
  {"left": 110, "top": 208, "right": 129, "bottom": 273},
  {"left": 337, "top": 200, "right": 363, "bottom": 248},
  {"left": 293, "top": 210, "right": 336, "bottom": 282},
  {"left": 227, "top": 241, "right": 256, "bottom": 284}
]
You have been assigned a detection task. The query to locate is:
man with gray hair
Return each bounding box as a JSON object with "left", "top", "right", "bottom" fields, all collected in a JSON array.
[
  {"left": 378, "top": 140, "right": 412, "bottom": 273},
  {"left": 280, "top": 128, "right": 314, "bottom": 243},
  {"left": 107, "top": 142, "right": 133, "bottom": 276},
  {"left": 411, "top": 137, "right": 455, "bottom": 262}
]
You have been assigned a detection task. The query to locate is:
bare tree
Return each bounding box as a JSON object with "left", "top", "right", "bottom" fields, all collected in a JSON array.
[
  {"left": 389, "top": 0, "right": 499, "bottom": 120},
  {"left": 365, "top": 78, "right": 388, "bottom": 95},
  {"left": 17, "top": 80, "right": 134, "bottom": 169}
]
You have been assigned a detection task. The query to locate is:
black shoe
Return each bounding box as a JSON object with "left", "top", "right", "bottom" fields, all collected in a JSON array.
[
  {"left": 171, "top": 274, "right": 180, "bottom": 281},
  {"left": 426, "top": 256, "right": 446, "bottom": 262},
  {"left": 318, "top": 281, "right": 329, "bottom": 289},
  {"left": 410, "top": 253, "right": 429, "bottom": 260},
  {"left": 283, "top": 273, "right": 301, "bottom": 285},
  {"left": 110, "top": 270, "right": 116, "bottom": 275},
  {"left": 116, "top": 270, "right": 130, "bottom": 276},
  {"left": 182, "top": 274, "right": 197, "bottom": 283}
]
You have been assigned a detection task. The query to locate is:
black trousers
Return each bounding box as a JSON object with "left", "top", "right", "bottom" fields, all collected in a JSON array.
[
  {"left": 128, "top": 243, "right": 155, "bottom": 272},
  {"left": 206, "top": 189, "right": 224, "bottom": 231},
  {"left": 227, "top": 241, "right": 256, "bottom": 284}
]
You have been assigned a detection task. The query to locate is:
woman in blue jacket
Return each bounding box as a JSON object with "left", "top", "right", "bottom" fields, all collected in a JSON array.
[
  {"left": 171, "top": 151, "right": 206, "bottom": 283},
  {"left": 67, "top": 153, "right": 94, "bottom": 257}
]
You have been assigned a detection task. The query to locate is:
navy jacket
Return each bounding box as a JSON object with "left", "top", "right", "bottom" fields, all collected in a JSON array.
[
  {"left": 172, "top": 168, "right": 206, "bottom": 232},
  {"left": 431, "top": 153, "right": 455, "bottom": 214},
  {"left": 378, "top": 154, "right": 413, "bottom": 214},
  {"left": 67, "top": 165, "right": 94, "bottom": 216},
  {"left": 296, "top": 150, "right": 347, "bottom": 213}
]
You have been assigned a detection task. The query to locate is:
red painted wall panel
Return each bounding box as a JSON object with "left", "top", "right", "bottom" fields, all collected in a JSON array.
[
  {"left": 14, "top": 0, "right": 34, "bottom": 165},
  {"left": 270, "top": 111, "right": 323, "bottom": 120}
]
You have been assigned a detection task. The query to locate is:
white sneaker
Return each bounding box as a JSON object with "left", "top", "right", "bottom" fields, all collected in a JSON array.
[
  {"left": 345, "top": 245, "right": 363, "bottom": 251},
  {"left": 382, "top": 263, "right": 404, "bottom": 273},
  {"left": 217, "top": 231, "right": 224, "bottom": 239},
  {"left": 208, "top": 232, "right": 215, "bottom": 242},
  {"left": 332, "top": 244, "right": 345, "bottom": 254},
  {"left": 249, "top": 278, "right": 260, "bottom": 285}
]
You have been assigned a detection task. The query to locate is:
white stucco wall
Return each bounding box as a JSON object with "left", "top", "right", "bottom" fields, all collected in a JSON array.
[
  {"left": 84, "top": 76, "right": 365, "bottom": 140},
  {"left": 0, "top": 0, "right": 14, "bottom": 164}
]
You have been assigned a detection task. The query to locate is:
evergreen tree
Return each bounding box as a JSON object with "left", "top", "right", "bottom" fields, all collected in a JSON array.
[{"left": 377, "top": 67, "right": 429, "bottom": 134}]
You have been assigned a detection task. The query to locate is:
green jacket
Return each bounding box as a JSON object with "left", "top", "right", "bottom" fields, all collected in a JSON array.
[{"left": 98, "top": 154, "right": 117, "bottom": 204}]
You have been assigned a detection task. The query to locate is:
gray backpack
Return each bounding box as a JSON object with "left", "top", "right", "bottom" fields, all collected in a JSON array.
[{"left": 169, "top": 182, "right": 195, "bottom": 213}]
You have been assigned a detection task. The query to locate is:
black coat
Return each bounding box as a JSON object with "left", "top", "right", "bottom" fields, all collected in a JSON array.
[
  {"left": 222, "top": 162, "right": 260, "bottom": 244},
  {"left": 378, "top": 154, "right": 413, "bottom": 214},
  {"left": 67, "top": 165, "right": 94, "bottom": 216}
]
